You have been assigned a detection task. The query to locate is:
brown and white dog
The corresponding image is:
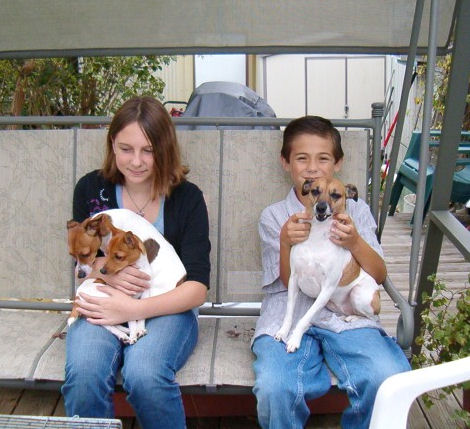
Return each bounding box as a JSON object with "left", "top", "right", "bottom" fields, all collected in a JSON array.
[
  {"left": 67, "top": 216, "right": 106, "bottom": 280},
  {"left": 275, "top": 177, "right": 381, "bottom": 352},
  {"left": 67, "top": 208, "right": 186, "bottom": 343},
  {"left": 67, "top": 227, "right": 151, "bottom": 343}
]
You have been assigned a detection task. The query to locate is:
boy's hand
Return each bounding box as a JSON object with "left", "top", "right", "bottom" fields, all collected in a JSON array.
[
  {"left": 330, "top": 213, "right": 359, "bottom": 251},
  {"left": 281, "top": 212, "right": 312, "bottom": 248}
]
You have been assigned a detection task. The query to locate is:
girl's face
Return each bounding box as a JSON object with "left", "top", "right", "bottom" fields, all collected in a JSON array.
[
  {"left": 281, "top": 133, "right": 343, "bottom": 205},
  {"left": 113, "top": 122, "right": 155, "bottom": 186}
]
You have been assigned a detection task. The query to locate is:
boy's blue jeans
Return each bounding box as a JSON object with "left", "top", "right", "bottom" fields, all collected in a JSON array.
[
  {"left": 62, "top": 310, "right": 197, "bottom": 429},
  {"left": 252, "top": 327, "right": 410, "bottom": 429}
]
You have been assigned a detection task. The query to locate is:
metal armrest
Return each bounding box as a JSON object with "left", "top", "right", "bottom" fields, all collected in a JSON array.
[{"left": 382, "top": 276, "right": 414, "bottom": 355}]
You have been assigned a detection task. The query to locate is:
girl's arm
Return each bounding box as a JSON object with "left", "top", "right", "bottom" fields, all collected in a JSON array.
[
  {"left": 77, "top": 183, "right": 210, "bottom": 324},
  {"left": 75, "top": 280, "right": 207, "bottom": 325}
]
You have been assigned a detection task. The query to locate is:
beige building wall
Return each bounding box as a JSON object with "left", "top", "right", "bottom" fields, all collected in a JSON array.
[
  {"left": 257, "top": 54, "right": 387, "bottom": 120},
  {"left": 156, "top": 55, "right": 194, "bottom": 107},
  {"left": 158, "top": 54, "right": 259, "bottom": 108}
]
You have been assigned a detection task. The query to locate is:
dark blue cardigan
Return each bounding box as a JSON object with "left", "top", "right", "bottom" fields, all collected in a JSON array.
[{"left": 73, "top": 169, "right": 211, "bottom": 288}]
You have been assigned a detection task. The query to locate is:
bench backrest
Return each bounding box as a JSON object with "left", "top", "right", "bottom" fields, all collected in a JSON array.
[{"left": 0, "top": 129, "right": 367, "bottom": 303}]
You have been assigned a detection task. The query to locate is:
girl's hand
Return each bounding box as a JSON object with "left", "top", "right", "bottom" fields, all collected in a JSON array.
[
  {"left": 76, "top": 286, "right": 139, "bottom": 325},
  {"left": 280, "top": 212, "right": 312, "bottom": 248},
  {"left": 330, "top": 213, "right": 359, "bottom": 251},
  {"left": 102, "top": 265, "right": 151, "bottom": 296}
]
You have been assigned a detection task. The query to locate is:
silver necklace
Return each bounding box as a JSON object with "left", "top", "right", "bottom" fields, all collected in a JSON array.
[{"left": 125, "top": 186, "right": 152, "bottom": 217}]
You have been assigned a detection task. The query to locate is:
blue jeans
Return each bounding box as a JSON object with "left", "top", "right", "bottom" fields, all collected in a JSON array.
[
  {"left": 253, "top": 327, "right": 410, "bottom": 429},
  {"left": 62, "top": 311, "right": 198, "bottom": 429}
]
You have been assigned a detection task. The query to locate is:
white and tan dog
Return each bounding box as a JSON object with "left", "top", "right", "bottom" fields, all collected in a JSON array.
[
  {"left": 67, "top": 208, "right": 186, "bottom": 343},
  {"left": 275, "top": 177, "right": 381, "bottom": 352},
  {"left": 67, "top": 227, "right": 151, "bottom": 343}
]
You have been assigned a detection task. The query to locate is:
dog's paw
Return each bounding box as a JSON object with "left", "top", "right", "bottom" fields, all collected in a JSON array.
[
  {"left": 136, "top": 329, "right": 147, "bottom": 339},
  {"left": 285, "top": 333, "right": 303, "bottom": 353},
  {"left": 286, "top": 342, "right": 300, "bottom": 353},
  {"left": 274, "top": 328, "right": 288, "bottom": 343},
  {"left": 120, "top": 335, "right": 135, "bottom": 345},
  {"left": 126, "top": 337, "right": 138, "bottom": 345}
]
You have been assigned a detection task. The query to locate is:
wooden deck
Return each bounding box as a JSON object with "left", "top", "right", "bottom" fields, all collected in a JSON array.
[
  {"left": 1, "top": 212, "right": 468, "bottom": 428},
  {"left": 380, "top": 211, "right": 469, "bottom": 338},
  {"left": 0, "top": 386, "right": 466, "bottom": 428}
]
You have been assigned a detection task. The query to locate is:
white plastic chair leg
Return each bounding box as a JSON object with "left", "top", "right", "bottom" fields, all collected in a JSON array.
[{"left": 369, "top": 356, "right": 470, "bottom": 429}]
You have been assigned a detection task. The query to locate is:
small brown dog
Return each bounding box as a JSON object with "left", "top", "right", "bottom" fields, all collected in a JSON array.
[
  {"left": 67, "top": 219, "right": 152, "bottom": 343},
  {"left": 67, "top": 216, "right": 110, "bottom": 279},
  {"left": 67, "top": 209, "right": 187, "bottom": 344}
]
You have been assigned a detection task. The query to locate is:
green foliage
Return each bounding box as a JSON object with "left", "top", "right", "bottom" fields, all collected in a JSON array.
[
  {"left": 416, "top": 54, "right": 470, "bottom": 130},
  {"left": 0, "top": 56, "right": 175, "bottom": 121},
  {"left": 412, "top": 274, "right": 470, "bottom": 426}
]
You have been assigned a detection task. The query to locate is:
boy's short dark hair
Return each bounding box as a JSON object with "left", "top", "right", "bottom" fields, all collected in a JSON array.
[{"left": 281, "top": 116, "right": 344, "bottom": 163}]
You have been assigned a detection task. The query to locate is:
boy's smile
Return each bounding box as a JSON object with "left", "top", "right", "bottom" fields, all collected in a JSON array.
[{"left": 281, "top": 133, "right": 343, "bottom": 207}]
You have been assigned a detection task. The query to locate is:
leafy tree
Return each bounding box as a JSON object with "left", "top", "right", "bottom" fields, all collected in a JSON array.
[
  {"left": 417, "top": 53, "right": 470, "bottom": 130},
  {"left": 0, "top": 56, "right": 175, "bottom": 123}
]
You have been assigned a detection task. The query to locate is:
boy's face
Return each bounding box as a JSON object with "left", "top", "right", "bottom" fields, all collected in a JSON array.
[{"left": 281, "top": 133, "right": 343, "bottom": 206}]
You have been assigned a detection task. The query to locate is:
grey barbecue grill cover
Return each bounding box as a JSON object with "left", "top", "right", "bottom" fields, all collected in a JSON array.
[{"left": 179, "top": 81, "right": 278, "bottom": 130}]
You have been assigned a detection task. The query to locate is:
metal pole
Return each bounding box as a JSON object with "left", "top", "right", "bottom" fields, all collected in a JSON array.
[
  {"left": 371, "top": 103, "right": 384, "bottom": 224},
  {"left": 0, "top": 115, "right": 375, "bottom": 129},
  {"left": 412, "top": 0, "right": 470, "bottom": 355},
  {"left": 409, "top": 0, "right": 440, "bottom": 302},
  {"left": 378, "top": 0, "right": 424, "bottom": 241}
]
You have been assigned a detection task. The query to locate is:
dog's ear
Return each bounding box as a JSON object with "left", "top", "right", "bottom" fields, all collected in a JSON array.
[
  {"left": 124, "top": 231, "right": 140, "bottom": 249},
  {"left": 143, "top": 238, "right": 160, "bottom": 263},
  {"left": 83, "top": 216, "right": 102, "bottom": 237},
  {"left": 301, "top": 179, "right": 314, "bottom": 196},
  {"left": 98, "top": 214, "right": 114, "bottom": 236},
  {"left": 124, "top": 232, "right": 147, "bottom": 256},
  {"left": 67, "top": 220, "right": 78, "bottom": 229},
  {"left": 345, "top": 184, "right": 359, "bottom": 202}
]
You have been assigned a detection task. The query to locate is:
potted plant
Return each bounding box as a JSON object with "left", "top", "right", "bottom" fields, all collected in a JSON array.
[{"left": 412, "top": 274, "right": 470, "bottom": 426}]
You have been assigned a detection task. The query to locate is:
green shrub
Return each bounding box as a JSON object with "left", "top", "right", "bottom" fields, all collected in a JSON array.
[{"left": 412, "top": 274, "right": 470, "bottom": 425}]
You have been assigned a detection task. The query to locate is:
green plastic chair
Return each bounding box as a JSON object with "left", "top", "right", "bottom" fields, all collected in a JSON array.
[{"left": 388, "top": 130, "right": 470, "bottom": 222}]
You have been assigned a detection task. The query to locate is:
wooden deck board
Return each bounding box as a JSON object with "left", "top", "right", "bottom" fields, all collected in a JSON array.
[
  {"left": 417, "top": 390, "right": 466, "bottom": 429},
  {"left": 0, "top": 388, "right": 21, "bottom": 414},
  {"left": 12, "top": 390, "right": 60, "bottom": 417},
  {"left": 380, "top": 212, "right": 469, "bottom": 337},
  {"left": 407, "top": 400, "right": 431, "bottom": 429},
  {"left": 0, "top": 388, "right": 465, "bottom": 428}
]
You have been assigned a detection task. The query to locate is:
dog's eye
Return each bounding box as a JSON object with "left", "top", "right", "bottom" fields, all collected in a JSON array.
[
  {"left": 330, "top": 192, "right": 342, "bottom": 200},
  {"left": 114, "top": 254, "right": 123, "bottom": 261},
  {"left": 312, "top": 189, "right": 321, "bottom": 196},
  {"left": 80, "top": 252, "right": 90, "bottom": 258}
]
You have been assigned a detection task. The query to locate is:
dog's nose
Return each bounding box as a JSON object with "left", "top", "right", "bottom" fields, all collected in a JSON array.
[
  {"left": 77, "top": 270, "right": 86, "bottom": 279},
  {"left": 100, "top": 267, "right": 107, "bottom": 275},
  {"left": 316, "top": 201, "right": 327, "bottom": 214}
]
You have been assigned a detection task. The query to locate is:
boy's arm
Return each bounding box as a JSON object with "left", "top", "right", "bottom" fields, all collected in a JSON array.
[
  {"left": 279, "top": 212, "right": 312, "bottom": 287},
  {"left": 330, "top": 213, "right": 387, "bottom": 284}
]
